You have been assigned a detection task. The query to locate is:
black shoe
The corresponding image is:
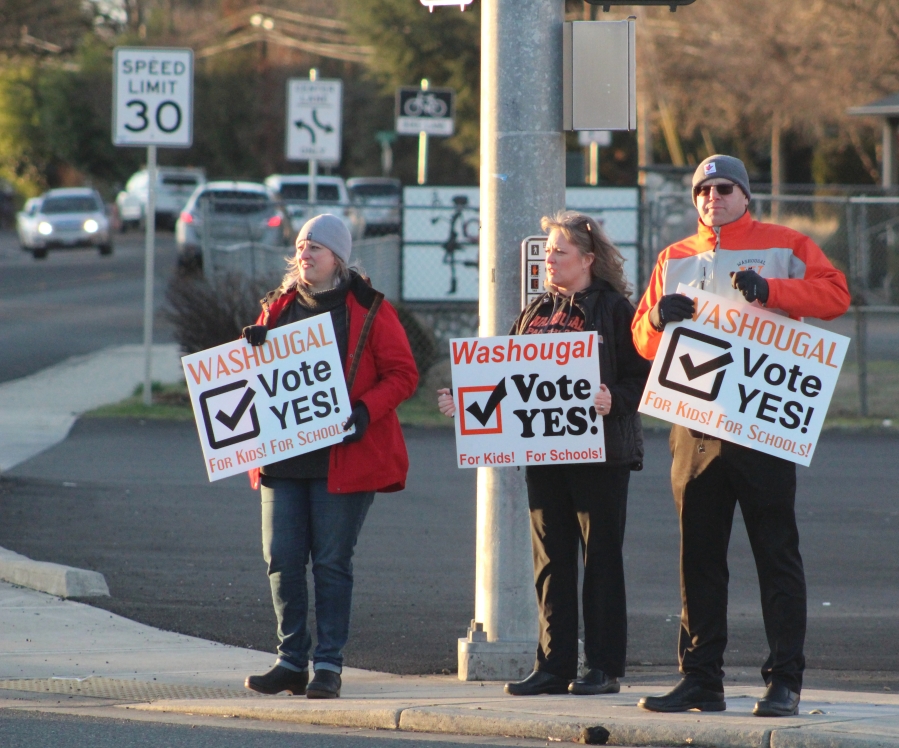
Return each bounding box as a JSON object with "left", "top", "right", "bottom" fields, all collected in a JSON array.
[
  {"left": 753, "top": 682, "right": 800, "bottom": 717},
  {"left": 244, "top": 665, "right": 308, "bottom": 695},
  {"left": 638, "top": 677, "right": 726, "bottom": 712},
  {"left": 569, "top": 668, "right": 620, "bottom": 695},
  {"left": 306, "top": 669, "right": 342, "bottom": 699},
  {"left": 504, "top": 670, "right": 571, "bottom": 696}
]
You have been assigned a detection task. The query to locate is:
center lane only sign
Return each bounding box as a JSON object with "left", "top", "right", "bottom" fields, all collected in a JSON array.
[
  {"left": 638, "top": 285, "right": 849, "bottom": 466},
  {"left": 450, "top": 332, "right": 605, "bottom": 468},
  {"left": 182, "top": 314, "right": 352, "bottom": 481}
]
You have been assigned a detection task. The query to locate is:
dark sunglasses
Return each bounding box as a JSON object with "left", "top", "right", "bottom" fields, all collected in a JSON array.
[{"left": 694, "top": 183, "right": 736, "bottom": 197}]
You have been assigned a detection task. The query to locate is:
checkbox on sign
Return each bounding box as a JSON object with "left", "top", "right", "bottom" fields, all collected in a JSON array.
[
  {"left": 659, "top": 327, "right": 734, "bottom": 402},
  {"left": 200, "top": 380, "right": 261, "bottom": 449},
  {"left": 458, "top": 380, "right": 507, "bottom": 436}
]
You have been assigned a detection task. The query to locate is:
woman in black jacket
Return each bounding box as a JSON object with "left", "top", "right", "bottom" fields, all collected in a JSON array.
[{"left": 438, "top": 211, "right": 650, "bottom": 696}]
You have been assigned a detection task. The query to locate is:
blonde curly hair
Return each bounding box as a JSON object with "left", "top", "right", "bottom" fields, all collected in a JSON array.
[{"left": 540, "top": 210, "right": 631, "bottom": 297}]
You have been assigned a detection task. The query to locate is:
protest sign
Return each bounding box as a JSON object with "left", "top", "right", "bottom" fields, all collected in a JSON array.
[
  {"left": 182, "top": 314, "right": 352, "bottom": 481},
  {"left": 449, "top": 332, "right": 605, "bottom": 468},
  {"left": 638, "top": 285, "right": 849, "bottom": 466}
]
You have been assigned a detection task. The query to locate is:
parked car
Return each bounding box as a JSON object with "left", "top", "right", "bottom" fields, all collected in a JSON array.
[
  {"left": 347, "top": 177, "right": 402, "bottom": 236},
  {"left": 175, "top": 181, "right": 290, "bottom": 271},
  {"left": 16, "top": 188, "right": 113, "bottom": 259},
  {"left": 116, "top": 167, "right": 206, "bottom": 231},
  {"left": 264, "top": 174, "right": 365, "bottom": 239}
]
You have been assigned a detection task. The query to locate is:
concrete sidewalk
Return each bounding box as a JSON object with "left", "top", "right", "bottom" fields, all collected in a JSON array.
[{"left": 1, "top": 581, "right": 898, "bottom": 747}]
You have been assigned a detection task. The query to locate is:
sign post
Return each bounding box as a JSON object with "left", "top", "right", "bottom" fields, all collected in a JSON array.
[
  {"left": 396, "top": 81, "right": 455, "bottom": 185},
  {"left": 286, "top": 72, "right": 343, "bottom": 218},
  {"left": 113, "top": 47, "right": 194, "bottom": 406}
]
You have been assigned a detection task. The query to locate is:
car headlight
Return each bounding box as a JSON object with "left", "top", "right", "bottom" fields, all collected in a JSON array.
[
  {"left": 38, "top": 221, "right": 53, "bottom": 235},
  {"left": 83, "top": 219, "right": 100, "bottom": 233}
]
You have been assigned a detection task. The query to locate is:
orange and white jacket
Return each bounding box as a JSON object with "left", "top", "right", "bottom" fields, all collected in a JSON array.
[{"left": 632, "top": 211, "right": 850, "bottom": 360}]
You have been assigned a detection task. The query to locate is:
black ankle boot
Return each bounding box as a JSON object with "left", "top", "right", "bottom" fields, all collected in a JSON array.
[
  {"left": 245, "top": 665, "right": 308, "bottom": 695},
  {"left": 306, "top": 669, "right": 342, "bottom": 699}
]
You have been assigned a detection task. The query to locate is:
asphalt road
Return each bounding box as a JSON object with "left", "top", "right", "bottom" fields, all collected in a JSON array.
[
  {"left": 0, "top": 228, "right": 177, "bottom": 384},
  {"left": 2, "top": 418, "right": 898, "bottom": 692},
  {"left": 0, "top": 709, "right": 553, "bottom": 748}
]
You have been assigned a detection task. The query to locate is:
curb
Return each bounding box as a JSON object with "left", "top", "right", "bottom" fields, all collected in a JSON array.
[
  {"left": 0, "top": 546, "right": 109, "bottom": 598},
  {"left": 125, "top": 699, "right": 899, "bottom": 748}
]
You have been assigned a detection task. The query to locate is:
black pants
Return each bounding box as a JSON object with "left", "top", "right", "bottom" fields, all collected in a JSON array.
[
  {"left": 670, "top": 426, "right": 806, "bottom": 693},
  {"left": 525, "top": 462, "right": 630, "bottom": 680}
]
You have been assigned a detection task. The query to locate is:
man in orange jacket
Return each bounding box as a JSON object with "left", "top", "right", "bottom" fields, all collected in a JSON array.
[{"left": 632, "top": 155, "right": 850, "bottom": 717}]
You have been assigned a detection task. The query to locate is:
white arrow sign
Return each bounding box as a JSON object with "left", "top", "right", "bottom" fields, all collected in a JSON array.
[{"left": 286, "top": 79, "right": 342, "bottom": 164}]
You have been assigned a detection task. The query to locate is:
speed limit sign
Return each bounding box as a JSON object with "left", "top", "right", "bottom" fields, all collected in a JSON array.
[{"left": 113, "top": 47, "right": 193, "bottom": 147}]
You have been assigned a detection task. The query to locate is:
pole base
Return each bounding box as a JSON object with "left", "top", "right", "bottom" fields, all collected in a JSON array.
[{"left": 457, "top": 638, "right": 537, "bottom": 681}]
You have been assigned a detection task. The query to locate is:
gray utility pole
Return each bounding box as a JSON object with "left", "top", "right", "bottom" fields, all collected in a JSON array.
[{"left": 458, "top": 0, "right": 566, "bottom": 681}]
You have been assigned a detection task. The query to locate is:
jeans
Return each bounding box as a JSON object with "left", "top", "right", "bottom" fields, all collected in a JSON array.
[
  {"left": 261, "top": 476, "right": 374, "bottom": 673},
  {"left": 525, "top": 462, "right": 630, "bottom": 680}
]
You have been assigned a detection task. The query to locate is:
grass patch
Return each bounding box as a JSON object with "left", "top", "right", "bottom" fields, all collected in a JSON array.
[
  {"left": 396, "top": 389, "right": 454, "bottom": 429},
  {"left": 84, "top": 381, "right": 195, "bottom": 421}
]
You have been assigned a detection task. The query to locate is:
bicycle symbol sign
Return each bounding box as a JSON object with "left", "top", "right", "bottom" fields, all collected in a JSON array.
[{"left": 396, "top": 86, "right": 455, "bottom": 136}]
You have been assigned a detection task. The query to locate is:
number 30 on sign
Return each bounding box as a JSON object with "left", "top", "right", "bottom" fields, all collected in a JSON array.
[{"left": 113, "top": 47, "right": 194, "bottom": 148}]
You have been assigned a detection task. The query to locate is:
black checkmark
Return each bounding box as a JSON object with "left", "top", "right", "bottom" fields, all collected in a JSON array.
[
  {"left": 679, "top": 351, "right": 734, "bottom": 380},
  {"left": 465, "top": 378, "right": 508, "bottom": 426},
  {"left": 215, "top": 387, "right": 256, "bottom": 430}
]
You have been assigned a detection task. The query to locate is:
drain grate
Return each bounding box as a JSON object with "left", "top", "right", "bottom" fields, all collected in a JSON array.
[{"left": 0, "top": 676, "right": 263, "bottom": 700}]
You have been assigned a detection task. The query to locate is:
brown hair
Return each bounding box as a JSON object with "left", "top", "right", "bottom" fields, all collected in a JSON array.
[{"left": 540, "top": 210, "right": 631, "bottom": 297}]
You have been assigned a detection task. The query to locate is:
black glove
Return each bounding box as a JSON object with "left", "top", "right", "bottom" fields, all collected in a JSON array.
[
  {"left": 731, "top": 270, "right": 769, "bottom": 304},
  {"left": 342, "top": 403, "right": 370, "bottom": 444},
  {"left": 649, "top": 294, "right": 696, "bottom": 331},
  {"left": 242, "top": 324, "right": 268, "bottom": 346}
]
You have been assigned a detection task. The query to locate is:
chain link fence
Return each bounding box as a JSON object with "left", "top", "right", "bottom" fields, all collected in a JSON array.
[{"left": 192, "top": 187, "right": 899, "bottom": 418}]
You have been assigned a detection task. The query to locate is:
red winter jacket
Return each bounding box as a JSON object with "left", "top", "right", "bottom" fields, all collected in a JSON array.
[{"left": 248, "top": 273, "right": 418, "bottom": 493}]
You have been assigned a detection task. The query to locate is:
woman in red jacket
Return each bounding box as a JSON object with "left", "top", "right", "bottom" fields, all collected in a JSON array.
[{"left": 241, "top": 214, "right": 417, "bottom": 699}]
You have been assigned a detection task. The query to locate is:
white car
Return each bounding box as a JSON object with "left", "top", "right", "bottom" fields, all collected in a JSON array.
[
  {"left": 116, "top": 167, "right": 206, "bottom": 230},
  {"left": 347, "top": 177, "right": 402, "bottom": 236},
  {"left": 16, "top": 188, "right": 112, "bottom": 259},
  {"left": 264, "top": 174, "right": 365, "bottom": 239}
]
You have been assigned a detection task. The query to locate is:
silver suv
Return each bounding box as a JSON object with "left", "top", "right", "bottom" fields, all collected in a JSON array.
[
  {"left": 264, "top": 174, "right": 365, "bottom": 239},
  {"left": 175, "top": 181, "right": 290, "bottom": 271},
  {"left": 347, "top": 177, "right": 402, "bottom": 236}
]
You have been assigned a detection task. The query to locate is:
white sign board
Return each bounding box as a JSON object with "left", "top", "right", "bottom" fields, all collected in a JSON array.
[
  {"left": 396, "top": 87, "right": 455, "bottom": 136},
  {"left": 638, "top": 286, "right": 849, "bottom": 466},
  {"left": 286, "top": 79, "right": 343, "bottom": 163},
  {"left": 450, "top": 333, "right": 605, "bottom": 468},
  {"left": 182, "top": 314, "right": 352, "bottom": 482},
  {"left": 400, "top": 186, "right": 639, "bottom": 303},
  {"left": 113, "top": 47, "right": 193, "bottom": 147}
]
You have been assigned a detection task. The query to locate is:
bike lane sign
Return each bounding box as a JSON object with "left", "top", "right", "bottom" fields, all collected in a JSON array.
[
  {"left": 450, "top": 332, "right": 605, "bottom": 468},
  {"left": 181, "top": 313, "right": 353, "bottom": 482},
  {"left": 287, "top": 79, "right": 343, "bottom": 163},
  {"left": 113, "top": 47, "right": 193, "bottom": 147},
  {"left": 638, "top": 285, "right": 849, "bottom": 466},
  {"left": 396, "top": 86, "right": 455, "bottom": 136}
]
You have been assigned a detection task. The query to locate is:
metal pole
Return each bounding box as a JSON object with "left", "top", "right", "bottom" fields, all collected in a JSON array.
[
  {"left": 588, "top": 141, "right": 599, "bottom": 186},
  {"left": 417, "top": 78, "right": 430, "bottom": 186},
  {"left": 142, "top": 144, "right": 157, "bottom": 407},
  {"left": 855, "top": 307, "right": 868, "bottom": 418},
  {"left": 458, "top": 0, "right": 565, "bottom": 681},
  {"left": 309, "top": 68, "right": 318, "bottom": 220},
  {"left": 417, "top": 132, "right": 429, "bottom": 185}
]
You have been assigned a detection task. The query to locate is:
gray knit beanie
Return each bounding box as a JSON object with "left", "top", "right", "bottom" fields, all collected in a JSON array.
[
  {"left": 692, "top": 155, "right": 751, "bottom": 203},
  {"left": 297, "top": 214, "right": 352, "bottom": 264}
]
